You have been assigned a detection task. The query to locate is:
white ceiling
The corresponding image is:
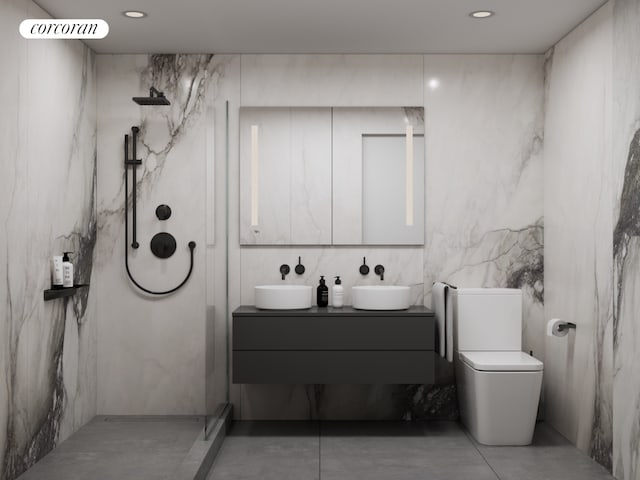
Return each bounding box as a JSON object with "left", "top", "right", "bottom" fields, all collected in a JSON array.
[{"left": 34, "top": 0, "right": 608, "bottom": 54}]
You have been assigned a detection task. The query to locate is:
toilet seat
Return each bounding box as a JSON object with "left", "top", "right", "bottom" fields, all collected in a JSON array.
[{"left": 459, "top": 351, "right": 543, "bottom": 372}]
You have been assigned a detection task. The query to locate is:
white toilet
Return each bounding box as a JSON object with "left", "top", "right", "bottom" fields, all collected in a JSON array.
[{"left": 453, "top": 288, "right": 543, "bottom": 446}]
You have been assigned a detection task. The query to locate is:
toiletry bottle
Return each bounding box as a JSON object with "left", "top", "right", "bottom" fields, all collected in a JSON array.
[
  {"left": 317, "top": 276, "right": 329, "bottom": 307},
  {"left": 332, "top": 276, "right": 344, "bottom": 307},
  {"left": 51, "top": 255, "right": 64, "bottom": 289},
  {"left": 62, "top": 252, "right": 74, "bottom": 288}
]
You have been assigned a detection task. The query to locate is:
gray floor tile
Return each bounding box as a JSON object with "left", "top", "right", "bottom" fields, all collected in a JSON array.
[
  {"left": 320, "top": 421, "right": 499, "bottom": 480},
  {"left": 207, "top": 421, "right": 320, "bottom": 480},
  {"left": 18, "top": 416, "right": 203, "bottom": 480},
  {"left": 470, "top": 423, "right": 615, "bottom": 480},
  {"left": 205, "top": 420, "right": 615, "bottom": 480}
]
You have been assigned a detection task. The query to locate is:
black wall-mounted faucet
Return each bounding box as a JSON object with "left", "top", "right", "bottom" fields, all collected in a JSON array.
[
  {"left": 359, "top": 257, "right": 370, "bottom": 275},
  {"left": 280, "top": 264, "right": 290, "bottom": 280},
  {"left": 295, "top": 257, "right": 305, "bottom": 275},
  {"left": 374, "top": 264, "right": 385, "bottom": 281}
]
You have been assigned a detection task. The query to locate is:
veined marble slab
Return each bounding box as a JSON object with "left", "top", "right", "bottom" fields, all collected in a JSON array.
[
  {"left": 613, "top": 2, "right": 640, "bottom": 478},
  {"left": 544, "top": 2, "right": 613, "bottom": 472},
  {"left": 0, "top": 1, "right": 97, "bottom": 479}
]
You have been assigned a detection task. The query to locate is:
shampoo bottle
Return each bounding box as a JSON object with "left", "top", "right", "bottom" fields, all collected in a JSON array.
[
  {"left": 62, "top": 252, "right": 74, "bottom": 288},
  {"left": 332, "top": 276, "right": 344, "bottom": 307},
  {"left": 51, "top": 255, "right": 64, "bottom": 289},
  {"left": 317, "top": 276, "right": 329, "bottom": 307}
]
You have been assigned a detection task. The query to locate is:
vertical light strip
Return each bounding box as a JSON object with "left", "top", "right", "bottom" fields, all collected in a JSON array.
[
  {"left": 205, "top": 106, "right": 215, "bottom": 246},
  {"left": 250, "top": 125, "right": 259, "bottom": 226},
  {"left": 405, "top": 125, "right": 414, "bottom": 226}
]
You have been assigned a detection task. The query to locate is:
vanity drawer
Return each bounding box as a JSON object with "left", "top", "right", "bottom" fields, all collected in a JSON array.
[
  {"left": 233, "top": 350, "right": 436, "bottom": 384},
  {"left": 233, "top": 315, "right": 435, "bottom": 351}
]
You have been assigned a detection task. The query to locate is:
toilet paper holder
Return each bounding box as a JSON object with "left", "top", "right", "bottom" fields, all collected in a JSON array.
[{"left": 557, "top": 322, "right": 577, "bottom": 332}]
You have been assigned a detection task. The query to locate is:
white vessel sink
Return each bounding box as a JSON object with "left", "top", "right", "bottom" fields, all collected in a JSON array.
[
  {"left": 352, "top": 285, "right": 411, "bottom": 310},
  {"left": 254, "top": 285, "right": 312, "bottom": 310}
]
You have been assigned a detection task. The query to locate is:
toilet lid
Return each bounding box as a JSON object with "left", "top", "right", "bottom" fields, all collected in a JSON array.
[{"left": 460, "top": 351, "right": 543, "bottom": 372}]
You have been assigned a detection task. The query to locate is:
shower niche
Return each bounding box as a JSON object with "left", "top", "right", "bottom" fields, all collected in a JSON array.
[{"left": 239, "top": 106, "right": 425, "bottom": 246}]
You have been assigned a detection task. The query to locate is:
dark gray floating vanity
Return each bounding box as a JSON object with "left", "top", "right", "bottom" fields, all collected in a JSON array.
[{"left": 232, "top": 306, "right": 435, "bottom": 384}]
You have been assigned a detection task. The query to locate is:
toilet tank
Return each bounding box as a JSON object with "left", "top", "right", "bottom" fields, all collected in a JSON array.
[{"left": 453, "top": 288, "right": 522, "bottom": 352}]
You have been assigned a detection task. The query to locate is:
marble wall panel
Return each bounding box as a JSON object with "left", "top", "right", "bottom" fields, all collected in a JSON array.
[
  {"left": 543, "top": 2, "right": 614, "bottom": 471},
  {"left": 422, "top": 54, "right": 545, "bottom": 369},
  {"left": 240, "top": 55, "right": 424, "bottom": 107},
  {"left": 0, "top": 1, "right": 97, "bottom": 478},
  {"left": 95, "top": 54, "right": 235, "bottom": 415},
  {"left": 613, "top": 0, "right": 640, "bottom": 478}
]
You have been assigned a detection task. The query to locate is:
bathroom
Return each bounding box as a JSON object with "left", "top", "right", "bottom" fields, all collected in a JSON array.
[{"left": 0, "top": 0, "right": 637, "bottom": 478}]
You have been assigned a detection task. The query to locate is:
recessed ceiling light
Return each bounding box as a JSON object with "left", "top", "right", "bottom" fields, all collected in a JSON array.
[
  {"left": 470, "top": 11, "right": 494, "bottom": 19},
  {"left": 123, "top": 10, "right": 147, "bottom": 18}
]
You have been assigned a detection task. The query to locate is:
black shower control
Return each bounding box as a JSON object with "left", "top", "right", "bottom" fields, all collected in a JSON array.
[
  {"left": 375, "top": 264, "right": 385, "bottom": 281},
  {"left": 150, "top": 232, "right": 177, "bottom": 259},
  {"left": 280, "top": 264, "right": 291, "bottom": 280},
  {"left": 124, "top": 125, "right": 195, "bottom": 295},
  {"left": 359, "top": 257, "right": 370, "bottom": 275},
  {"left": 156, "top": 204, "right": 172, "bottom": 221},
  {"left": 295, "top": 257, "right": 305, "bottom": 275}
]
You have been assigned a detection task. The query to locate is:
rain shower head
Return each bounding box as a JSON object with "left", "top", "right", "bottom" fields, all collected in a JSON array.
[{"left": 132, "top": 87, "right": 170, "bottom": 106}]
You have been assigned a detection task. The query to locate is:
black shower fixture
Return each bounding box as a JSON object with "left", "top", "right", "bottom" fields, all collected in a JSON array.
[
  {"left": 375, "top": 264, "right": 385, "bottom": 281},
  {"left": 359, "top": 257, "right": 370, "bottom": 275},
  {"left": 123, "top": 125, "right": 196, "bottom": 295},
  {"left": 280, "top": 264, "right": 290, "bottom": 280},
  {"left": 132, "top": 87, "right": 171, "bottom": 106},
  {"left": 295, "top": 257, "right": 305, "bottom": 275},
  {"left": 155, "top": 204, "right": 172, "bottom": 221},
  {"left": 150, "top": 232, "right": 177, "bottom": 259}
]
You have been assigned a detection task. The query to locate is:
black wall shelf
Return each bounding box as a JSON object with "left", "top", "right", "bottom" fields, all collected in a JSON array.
[{"left": 44, "top": 284, "right": 89, "bottom": 301}]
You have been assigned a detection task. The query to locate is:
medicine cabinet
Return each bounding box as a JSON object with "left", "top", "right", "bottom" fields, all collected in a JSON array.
[{"left": 239, "top": 106, "right": 424, "bottom": 245}]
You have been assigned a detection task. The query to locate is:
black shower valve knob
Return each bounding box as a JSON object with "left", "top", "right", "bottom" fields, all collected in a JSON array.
[
  {"left": 156, "top": 204, "right": 172, "bottom": 221},
  {"left": 150, "top": 232, "right": 177, "bottom": 259}
]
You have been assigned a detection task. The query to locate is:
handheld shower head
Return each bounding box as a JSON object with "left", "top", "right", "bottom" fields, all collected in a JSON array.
[{"left": 132, "top": 87, "right": 170, "bottom": 106}]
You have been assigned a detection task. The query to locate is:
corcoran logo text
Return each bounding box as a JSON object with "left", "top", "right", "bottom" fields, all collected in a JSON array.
[{"left": 19, "top": 19, "right": 109, "bottom": 39}]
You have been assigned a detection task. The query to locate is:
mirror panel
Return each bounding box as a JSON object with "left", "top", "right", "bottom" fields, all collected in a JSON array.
[
  {"left": 239, "top": 107, "right": 332, "bottom": 245},
  {"left": 332, "top": 107, "right": 425, "bottom": 245},
  {"left": 239, "top": 106, "right": 424, "bottom": 245},
  {"left": 362, "top": 134, "right": 425, "bottom": 245}
]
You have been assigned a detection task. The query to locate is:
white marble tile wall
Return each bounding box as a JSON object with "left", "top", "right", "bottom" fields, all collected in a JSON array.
[
  {"left": 95, "top": 54, "right": 236, "bottom": 415},
  {"left": 240, "top": 55, "right": 424, "bottom": 106},
  {"left": 612, "top": 0, "right": 640, "bottom": 479},
  {"left": 543, "top": 2, "right": 614, "bottom": 471},
  {"left": 239, "top": 247, "right": 424, "bottom": 306},
  {"left": 0, "top": 0, "right": 97, "bottom": 478},
  {"left": 422, "top": 54, "right": 545, "bottom": 366}
]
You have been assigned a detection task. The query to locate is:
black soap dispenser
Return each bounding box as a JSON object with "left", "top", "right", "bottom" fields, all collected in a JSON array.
[{"left": 317, "top": 276, "right": 329, "bottom": 307}]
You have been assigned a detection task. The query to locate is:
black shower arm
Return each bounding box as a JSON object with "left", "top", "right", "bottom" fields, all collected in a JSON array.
[{"left": 149, "top": 87, "right": 164, "bottom": 98}]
